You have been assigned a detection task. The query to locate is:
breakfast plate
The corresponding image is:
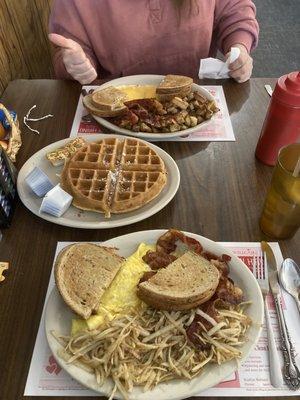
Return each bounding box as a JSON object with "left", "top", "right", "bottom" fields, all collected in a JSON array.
[
  {"left": 17, "top": 135, "right": 180, "bottom": 229},
  {"left": 92, "top": 75, "right": 217, "bottom": 139},
  {"left": 45, "top": 230, "right": 264, "bottom": 400}
]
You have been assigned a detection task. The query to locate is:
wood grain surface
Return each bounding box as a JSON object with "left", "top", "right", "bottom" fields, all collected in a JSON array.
[
  {"left": 0, "top": 0, "right": 53, "bottom": 95},
  {"left": 0, "top": 78, "right": 299, "bottom": 400}
]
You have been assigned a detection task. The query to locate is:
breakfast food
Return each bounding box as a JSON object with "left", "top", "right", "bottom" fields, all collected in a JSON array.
[
  {"left": 82, "top": 75, "right": 219, "bottom": 134},
  {"left": 156, "top": 74, "right": 193, "bottom": 101},
  {"left": 51, "top": 230, "right": 251, "bottom": 400},
  {"left": 54, "top": 243, "right": 124, "bottom": 319},
  {"left": 46, "top": 137, "right": 87, "bottom": 166},
  {"left": 112, "top": 91, "right": 218, "bottom": 133},
  {"left": 117, "top": 84, "right": 157, "bottom": 100},
  {"left": 0, "top": 103, "right": 21, "bottom": 162},
  {"left": 60, "top": 138, "right": 167, "bottom": 217},
  {"left": 91, "top": 86, "right": 127, "bottom": 110},
  {"left": 83, "top": 86, "right": 128, "bottom": 117},
  {"left": 54, "top": 302, "right": 250, "bottom": 399},
  {"left": 137, "top": 251, "right": 220, "bottom": 310},
  {"left": 71, "top": 242, "right": 153, "bottom": 334}
]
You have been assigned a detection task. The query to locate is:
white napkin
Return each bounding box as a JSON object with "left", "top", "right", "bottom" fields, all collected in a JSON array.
[{"left": 198, "top": 47, "right": 240, "bottom": 79}]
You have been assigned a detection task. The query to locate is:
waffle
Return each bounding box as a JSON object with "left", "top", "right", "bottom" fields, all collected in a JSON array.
[{"left": 60, "top": 138, "right": 167, "bottom": 217}]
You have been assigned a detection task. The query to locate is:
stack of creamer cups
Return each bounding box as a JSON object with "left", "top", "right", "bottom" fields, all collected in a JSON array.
[{"left": 25, "top": 167, "right": 72, "bottom": 217}]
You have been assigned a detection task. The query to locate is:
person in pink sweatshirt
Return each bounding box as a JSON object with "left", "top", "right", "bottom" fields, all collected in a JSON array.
[{"left": 49, "top": 0, "right": 259, "bottom": 84}]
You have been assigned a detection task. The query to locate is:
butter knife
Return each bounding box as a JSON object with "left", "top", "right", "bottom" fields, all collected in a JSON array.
[{"left": 262, "top": 241, "right": 300, "bottom": 390}]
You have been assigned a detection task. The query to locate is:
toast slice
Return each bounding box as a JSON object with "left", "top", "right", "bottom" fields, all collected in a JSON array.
[
  {"left": 91, "top": 86, "right": 128, "bottom": 110},
  {"left": 54, "top": 243, "right": 124, "bottom": 319},
  {"left": 156, "top": 85, "right": 192, "bottom": 101},
  {"left": 83, "top": 93, "right": 127, "bottom": 117},
  {"left": 156, "top": 75, "right": 193, "bottom": 94},
  {"left": 137, "top": 251, "right": 220, "bottom": 310}
]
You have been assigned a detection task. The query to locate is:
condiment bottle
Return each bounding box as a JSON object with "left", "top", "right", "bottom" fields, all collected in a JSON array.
[{"left": 255, "top": 71, "right": 300, "bottom": 166}]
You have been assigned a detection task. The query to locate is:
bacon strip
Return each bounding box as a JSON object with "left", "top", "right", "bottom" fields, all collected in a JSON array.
[
  {"left": 142, "top": 251, "right": 176, "bottom": 270},
  {"left": 213, "top": 277, "right": 243, "bottom": 304},
  {"left": 139, "top": 271, "right": 157, "bottom": 284},
  {"left": 186, "top": 300, "right": 220, "bottom": 349}
]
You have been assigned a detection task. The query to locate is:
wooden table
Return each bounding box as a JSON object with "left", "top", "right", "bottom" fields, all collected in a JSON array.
[{"left": 0, "top": 78, "right": 298, "bottom": 400}]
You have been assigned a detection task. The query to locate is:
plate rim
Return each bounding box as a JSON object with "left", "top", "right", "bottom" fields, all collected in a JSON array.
[
  {"left": 92, "top": 74, "right": 216, "bottom": 139},
  {"left": 45, "top": 229, "right": 264, "bottom": 400},
  {"left": 17, "top": 134, "right": 180, "bottom": 229}
]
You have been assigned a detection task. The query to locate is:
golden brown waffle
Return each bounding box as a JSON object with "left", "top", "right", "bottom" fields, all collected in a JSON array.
[{"left": 60, "top": 138, "right": 167, "bottom": 217}]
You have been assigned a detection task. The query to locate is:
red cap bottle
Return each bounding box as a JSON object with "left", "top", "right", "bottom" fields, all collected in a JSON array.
[{"left": 255, "top": 71, "right": 300, "bottom": 166}]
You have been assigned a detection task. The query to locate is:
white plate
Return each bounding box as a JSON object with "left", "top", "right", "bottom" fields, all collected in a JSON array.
[
  {"left": 45, "top": 230, "right": 264, "bottom": 400},
  {"left": 17, "top": 135, "right": 180, "bottom": 229},
  {"left": 93, "top": 75, "right": 216, "bottom": 139}
]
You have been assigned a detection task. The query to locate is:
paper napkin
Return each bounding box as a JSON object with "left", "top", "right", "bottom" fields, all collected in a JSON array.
[{"left": 199, "top": 47, "right": 240, "bottom": 79}]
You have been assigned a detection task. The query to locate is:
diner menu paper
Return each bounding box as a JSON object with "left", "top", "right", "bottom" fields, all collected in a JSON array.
[
  {"left": 69, "top": 85, "right": 235, "bottom": 141},
  {"left": 198, "top": 47, "right": 240, "bottom": 79},
  {"left": 24, "top": 242, "right": 300, "bottom": 397}
]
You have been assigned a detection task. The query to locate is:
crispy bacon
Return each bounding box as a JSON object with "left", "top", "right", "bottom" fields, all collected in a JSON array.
[
  {"left": 156, "top": 230, "right": 179, "bottom": 254},
  {"left": 142, "top": 251, "right": 177, "bottom": 270},
  {"left": 202, "top": 251, "right": 231, "bottom": 263},
  {"left": 186, "top": 300, "right": 220, "bottom": 348},
  {"left": 111, "top": 109, "right": 139, "bottom": 126},
  {"left": 183, "top": 236, "right": 203, "bottom": 254},
  {"left": 155, "top": 229, "right": 203, "bottom": 255},
  {"left": 213, "top": 277, "right": 243, "bottom": 304},
  {"left": 143, "top": 115, "right": 163, "bottom": 128},
  {"left": 127, "top": 105, "right": 149, "bottom": 119},
  {"left": 125, "top": 99, "right": 163, "bottom": 115},
  {"left": 210, "top": 259, "right": 229, "bottom": 278},
  {"left": 221, "top": 254, "right": 231, "bottom": 262},
  {"left": 186, "top": 316, "right": 212, "bottom": 350},
  {"left": 143, "top": 229, "right": 234, "bottom": 272}
]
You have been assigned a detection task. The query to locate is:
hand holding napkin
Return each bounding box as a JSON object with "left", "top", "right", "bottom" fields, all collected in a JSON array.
[{"left": 199, "top": 45, "right": 253, "bottom": 82}]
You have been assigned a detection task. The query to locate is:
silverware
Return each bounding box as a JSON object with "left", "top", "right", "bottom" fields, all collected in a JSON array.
[
  {"left": 253, "top": 253, "right": 283, "bottom": 387},
  {"left": 264, "top": 84, "right": 273, "bottom": 97},
  {"left": 262, "top": 241, "right": 300, "bottom": 390},
  {"left": 279, "top": 258, "right": 300, "bottom": 313}
]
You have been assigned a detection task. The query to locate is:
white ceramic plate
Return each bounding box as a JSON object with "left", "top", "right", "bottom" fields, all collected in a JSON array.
[
  {"left": 45, "top": 230, "right": 263, "bottom": 400},
  {"left": 92, "top": 75, "right": 216, "bottom": 139},
  {"left": 17, "top": 135, "right": 180, "bottom": 229}
]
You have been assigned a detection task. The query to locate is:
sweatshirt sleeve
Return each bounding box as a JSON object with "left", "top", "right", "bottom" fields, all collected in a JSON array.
[
  {"left": 214, "top": 0, "right": 259, "bottom": 54},
  {"left": 49, "top": 0, "right": 98, "bottom": 80}
]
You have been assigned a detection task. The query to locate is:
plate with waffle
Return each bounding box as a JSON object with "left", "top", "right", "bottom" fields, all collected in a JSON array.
[
  {"left": 17, "top": 134, "right": 180, "bottom": 228},
  {"left": 83, "top": 74, "right": 219, "bottom": 139}
]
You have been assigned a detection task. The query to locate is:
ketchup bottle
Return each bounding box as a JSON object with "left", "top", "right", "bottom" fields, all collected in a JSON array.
[{"left": 255, "top": 71, "right": 300, "bottom": 166}]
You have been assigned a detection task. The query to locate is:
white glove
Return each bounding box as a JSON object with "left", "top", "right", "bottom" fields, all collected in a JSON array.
[
  {"left": 226, "top": 44, "right": 253, "bottom": 83},
  {"left": 49, "top": 33, "right": 97, "bottom": 84}
]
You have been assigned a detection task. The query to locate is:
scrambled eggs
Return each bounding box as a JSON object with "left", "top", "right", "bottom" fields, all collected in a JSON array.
[
  {"left": 116, "top": 85, "right": 157, "bottom": 101},
  {"left": 71, "top": 243, "right": 154, "bottom": 335}
]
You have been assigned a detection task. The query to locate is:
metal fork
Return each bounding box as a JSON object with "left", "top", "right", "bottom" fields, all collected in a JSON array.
[{"left": 253, "top": 253, "right": 283, "bottom": 387}]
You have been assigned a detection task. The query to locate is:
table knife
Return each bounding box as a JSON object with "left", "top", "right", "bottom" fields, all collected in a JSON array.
[{"left": 262, "top": 241, "right": 300, "bottom": 390}]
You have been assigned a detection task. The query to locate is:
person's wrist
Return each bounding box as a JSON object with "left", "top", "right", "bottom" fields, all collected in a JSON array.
[
  {"left": 222, "top": 31, "right": 254, "bottom": 54},
  {"left": 232, "top": 43, "right": 249, "bottom": 54}
]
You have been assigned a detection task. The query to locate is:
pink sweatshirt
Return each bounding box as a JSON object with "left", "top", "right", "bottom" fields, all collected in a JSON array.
[{"left": 49, "top": 0, "right": 259, "bottom": 80}]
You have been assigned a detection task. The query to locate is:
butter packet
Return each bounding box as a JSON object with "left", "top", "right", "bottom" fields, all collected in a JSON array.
[{"left": 46, "top": 137, "right": 86, "bottom": 166}]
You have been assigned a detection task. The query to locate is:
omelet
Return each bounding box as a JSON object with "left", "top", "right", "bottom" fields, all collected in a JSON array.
[
  {"left": 71, "top": 243, "right": 154, "bottom": 335},
  {"left": 116, "top": 85, "right": 157, "bottom": 101}
]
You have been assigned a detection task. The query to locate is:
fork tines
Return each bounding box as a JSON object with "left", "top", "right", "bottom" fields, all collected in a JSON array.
[{"left": 253, "top": 252, "right": 269, "bottom": 296}]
